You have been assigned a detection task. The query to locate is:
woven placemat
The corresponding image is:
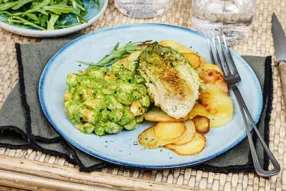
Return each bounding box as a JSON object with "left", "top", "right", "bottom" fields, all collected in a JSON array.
[{"left": 0, "top": 0, "right": 285, "bottom": 190}]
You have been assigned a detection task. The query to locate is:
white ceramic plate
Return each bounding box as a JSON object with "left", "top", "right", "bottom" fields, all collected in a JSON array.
[
  {"left": 39, "top": 24, "right": 263, "bottom": 168},
  {"left": 0, "top": 0, "right": 108, "bottom": 38}
]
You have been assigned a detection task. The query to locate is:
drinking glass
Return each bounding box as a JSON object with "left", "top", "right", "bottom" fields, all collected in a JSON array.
[
  {"left": 192, "top": 0, "right": 256, "bottom": 45},
  {"left": 114, "top": 0, "right": 170, "bottom": 19}
]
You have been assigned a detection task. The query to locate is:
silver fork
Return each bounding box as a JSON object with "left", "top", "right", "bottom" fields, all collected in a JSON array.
[{"left": 207, "top": 35, "right": 280, "bottom": 177}]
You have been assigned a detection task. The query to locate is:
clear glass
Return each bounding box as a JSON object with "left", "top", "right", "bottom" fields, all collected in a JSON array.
[
  {"left": 114, "top": 0, "right": 170, "bottom": 19},
  {"left": 192, "top": 0, "right": 256, "bottom": 45}
]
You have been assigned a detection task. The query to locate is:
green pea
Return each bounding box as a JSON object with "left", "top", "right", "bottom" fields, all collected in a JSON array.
[
  {"left": 104, "top": 121, "right": 123, "bottom": 134},
  {"left": 94, "top": 123, "right": 106, "bottom": 136},
  {"left": 116, "top": 91, "right": 133, "bottom": 106},
  {"left": 66, "top": 74, "right": 78, "bottom": 87},
  {"left": 137, "top": 85, "right": 147, "bottom": 95},
  {"left": 136, "top": 115, "right": 144, "bottom": 123},
  {"left": 88, "top": 69, "right": 104, "bottom": 80},
  {"left": 132, "top": 91, "right": 141, "bottom": 100},
  {"left": 84, "top": 99, "right": 105, "bottom": 111},
  {"left": 124, "top": 119, "right": 137, "bottom": 130},
  {"left": 109, "top": 110, "right": 123, "bottom": 122},
  {"left": 118, "top": 108, "right": 135, "bottom": 125},
  {"left": 100, "top": 109, "right": 109, "bottom": 122},
  {"left": 79, "top": 123, "right": 95, "bottom": 134},
  {"left": 140, "top": 95, "right": 150, "bottom": 107},
  {"left": 105, "top": 95, "right": 124, "bottom": 110},
  {"left": 64, "top": 101, "right": 85, "bottom": 124}
]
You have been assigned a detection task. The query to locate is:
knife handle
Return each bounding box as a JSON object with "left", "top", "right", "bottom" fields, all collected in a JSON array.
[{"left": 278, "top": 60, "right": 286, "bottom": 104}]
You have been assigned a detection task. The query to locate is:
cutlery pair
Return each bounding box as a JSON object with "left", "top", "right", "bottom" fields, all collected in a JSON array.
[{"left": 206, "top": 28, "right": 281, "bottom": 176}]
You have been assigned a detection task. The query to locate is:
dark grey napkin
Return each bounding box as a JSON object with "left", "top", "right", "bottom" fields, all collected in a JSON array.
[{"left": 0, "top": 37, "right": 272, "bottom": 173}]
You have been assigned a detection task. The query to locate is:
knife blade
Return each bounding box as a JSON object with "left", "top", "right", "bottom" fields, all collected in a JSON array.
[{"left": 272, "top": 13, "right": 286, "bottom": 105}]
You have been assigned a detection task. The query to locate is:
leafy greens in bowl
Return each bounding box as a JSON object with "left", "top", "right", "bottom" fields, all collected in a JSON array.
[{"left": 0, "top": 0, "right": 108, "bottom": 37}]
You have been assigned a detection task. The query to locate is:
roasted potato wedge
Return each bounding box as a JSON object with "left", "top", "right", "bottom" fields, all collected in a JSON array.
[
  {"left": 199, "top": 84, "right": 233, "bottom": 127},
  {"left": 192, "top": 116, "right": 210, "bottom": 134},
  {"left": 182, "top": 53, "right": 201, "bottom": 68},
  {"left": 199, "top": 69, "right": 228, "bottom": 93},
  {"left": 154, "top": 122, "right": 185, "bottom": 141},
  {"left": 173, "top": 120, "right": 196, "bottom": 145},
  {"left": 165, "top": 133, "right": 206, "bottom": 155},
  {"left": 145, "top": 107, "right": 188, "bottom": 122}
]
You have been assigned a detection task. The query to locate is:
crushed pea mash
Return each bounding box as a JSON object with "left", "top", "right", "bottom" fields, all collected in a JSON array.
[{"left": 64, "top": 61, "right": 150, "bottom": 136}]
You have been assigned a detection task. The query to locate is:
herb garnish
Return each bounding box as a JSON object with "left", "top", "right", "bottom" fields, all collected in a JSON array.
[{"left": 77, "top": 40, "right": 152, "bottom": 67}]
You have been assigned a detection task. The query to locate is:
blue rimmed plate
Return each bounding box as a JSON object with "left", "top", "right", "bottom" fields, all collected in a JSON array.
[
  {"left": 39, "top": 24, "right": 263, "bottom": 168},
  {"left": 0, "top": 0, "right": 108, "bottom": 38}
]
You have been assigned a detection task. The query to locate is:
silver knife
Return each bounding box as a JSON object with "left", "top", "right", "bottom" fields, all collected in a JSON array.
[{"left": 272, "top": 13, "right": 286, "bottom": 104}]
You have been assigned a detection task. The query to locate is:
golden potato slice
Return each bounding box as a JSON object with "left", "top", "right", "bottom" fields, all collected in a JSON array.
[
  {"left": 159, "top": 40, "right": 185, "bottom": 51},
  {"left": 138, "top": 123, "right": 185, "bottom": 149},
  {"left": 138, "top": 127, "right": 161, "bottom": 149},
  {"left": 154, "top": 122, "right": 185, "bottom": 141},
  {"left": 196, "top": 62, "right": 223, "bottom": 74},
  {"left": 145, "top": 107, "right": 188, "bottom": 122},
  {"left": 182, "top": 53, "right": 201, "bottom": 68},
  {"left": 192, "top": 116, "right": 210, "bottom": 134},
  {"left": 198, "top": 84, "right": 233, "bottom": 127},
  {"left": 199, "top": 69, "right": 228, "bottom": 93},
  {"left": 159, "top": 40, "right": 206, "bottom": 68},
  {"left": 165, "top": 133, "right": 206, "bottom": 155},
  {"left": 189, "top": 103, "right": 209, "bottom": 119},
  {"left": 173, "top": 120, "right": 196, "bottom": 145},
  {"left": 127, "top": 51, "right": 142, "bottom": 62},
  {"left": 159, "top": 40, "right": 198, "bottom": 54}
]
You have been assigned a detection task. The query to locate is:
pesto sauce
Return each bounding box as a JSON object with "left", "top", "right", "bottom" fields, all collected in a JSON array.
[{"left": 64, "top": 61, "right": 150, "bottom": 136}]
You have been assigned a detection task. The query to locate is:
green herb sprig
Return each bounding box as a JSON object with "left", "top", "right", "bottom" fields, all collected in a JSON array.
[
  {"left": 77, "top": 40, "right": 152, "bottom": 67},
  {"left": 0, "top": 0, "right": 100, "bottom": 30}
]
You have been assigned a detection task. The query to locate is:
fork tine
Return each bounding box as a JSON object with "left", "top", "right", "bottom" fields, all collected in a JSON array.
[
  {"left": 217, "top": 36, "right": 231, "bottom": 76},
  {"left": 222, "top": 35, "right": 241, "bottom": 80},
  {"left": 207, "top": 38, "right": 216, "bottom": 64},
  {"left": 211, "top": 37, "right": 226, "bottom": 75}
]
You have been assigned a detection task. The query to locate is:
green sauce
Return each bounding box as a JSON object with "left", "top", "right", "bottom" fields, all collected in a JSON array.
[{"left": 64, "top": 60, "right": 150, "bottom": 136}]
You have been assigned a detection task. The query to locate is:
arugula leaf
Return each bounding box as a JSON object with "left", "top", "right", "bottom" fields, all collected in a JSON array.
[
  {"left": 44, "top": 4, "right": 79, "bottom": 15},
  {"left": 47, "top": 14, "right": 59, "bottom": 30},
  {"left": 0, "top": 0, "right": 100, "bottom": 30},
  {"left": 12, "top": 0, "right": 34, "bottom": 10},
  {"left": 8, "top": 16, "right": 45, "bottom": 30},
  {"left": 0, "top": 2, "right": 18, "bottom": 11}
]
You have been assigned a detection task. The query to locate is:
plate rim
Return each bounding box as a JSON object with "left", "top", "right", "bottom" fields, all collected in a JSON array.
[
  {"left": 38, "top": 23, "right": 263, "bottom": 169},
  {"left": 0, "top": 0, "right": 108, "bottom": 38}
]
